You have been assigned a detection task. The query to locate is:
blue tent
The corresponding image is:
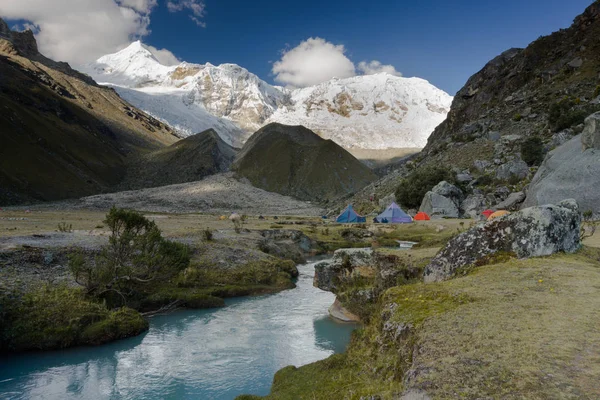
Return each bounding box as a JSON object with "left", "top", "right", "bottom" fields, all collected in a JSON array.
[
  {"left": 375, "top": 202, "right": 413, "bottom": 223},
  {"left": 336, "top": 204, "right": 366, "bottom": 223}
]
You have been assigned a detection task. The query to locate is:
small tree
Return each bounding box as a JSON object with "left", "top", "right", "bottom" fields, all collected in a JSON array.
[
  {"left": 69, "top": 207, "right": 189, "bottom": 307},
  {"left": 395, "top": 165, "right": 455, "bottom": 209},
  {"left": 521, "top": 136, "right": 545, "bottom": 166},
  {"left": 581, "top": 210, "right": 598, "bottom": 241}
]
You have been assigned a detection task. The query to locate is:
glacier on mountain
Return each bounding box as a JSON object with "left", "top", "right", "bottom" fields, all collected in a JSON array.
[{"left": 85, "top": 41, "right": 452, "bottom": 150}]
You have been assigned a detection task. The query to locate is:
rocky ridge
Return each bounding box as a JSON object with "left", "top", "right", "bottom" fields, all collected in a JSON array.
[{"left": 0, "top": 19, "right": 178, "bottom": 205}]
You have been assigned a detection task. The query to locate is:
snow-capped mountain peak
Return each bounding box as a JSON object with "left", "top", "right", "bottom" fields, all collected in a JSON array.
[{"left": 85, "top": 42, "right": 452, "bottom": 150}]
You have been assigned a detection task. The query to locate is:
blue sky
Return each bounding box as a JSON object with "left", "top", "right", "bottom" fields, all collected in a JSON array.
[
  {"left": 144, "top": 0, "right": 592, "bottom": 94},
  {"left": 2, "top": 0, "right": 593, "bottom": 94}
]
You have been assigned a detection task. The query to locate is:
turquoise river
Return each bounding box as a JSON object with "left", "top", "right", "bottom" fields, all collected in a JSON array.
[{"left": 0, "top": 259, "right": 357, "bottom": 399}]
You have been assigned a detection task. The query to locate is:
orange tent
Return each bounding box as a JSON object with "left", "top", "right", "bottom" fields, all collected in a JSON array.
[
  {"left": 414, "top": 212, "right": 431, "bottom": 221},
  {"left": 488, "top": 210, "right": 511, "bottom": 220}
]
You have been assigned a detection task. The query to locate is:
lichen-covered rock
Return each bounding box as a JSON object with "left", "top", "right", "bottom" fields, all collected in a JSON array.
[
  {"left": 581, "top": 111, "right": 600, "bottom": 150},
  {"left": 314, "top": 248, "right": 373, "bottom": 292},
  {"left": 423, "top": 200, "right": 581, "bottom": 282}
]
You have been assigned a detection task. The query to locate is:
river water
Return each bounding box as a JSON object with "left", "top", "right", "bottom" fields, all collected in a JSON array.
[{"left": 0, "top": 260, "right": 356, "bottom": 400}]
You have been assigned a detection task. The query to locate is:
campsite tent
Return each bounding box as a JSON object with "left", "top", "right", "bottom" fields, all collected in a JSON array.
[
  {"left": 414, "top": 211, "right": 431, "bottom": 221},
  {"left": 488, "top": 210, "right": 510, "bottom": 220},
  {"left": 336, "top": 204, "right": 366, "bottom": 223},
  {"left": 375, "top": 202, "right": 413, "bottom": 223},
  {"left": 482, "top": 209, "right": 494, "bottom": 219}
]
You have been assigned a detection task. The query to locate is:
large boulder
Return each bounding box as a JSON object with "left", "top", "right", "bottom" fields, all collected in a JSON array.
[
  {"left": 462, "top": 194, "right": 486, "bottom": 218},
  {"left": 581, "top": 112, "right": 600, "bottom": 150},
  {"left": 419, "top": 181, "right": 463, "bottom": 218},
  {"left": 314, "top": 248, "right": 373, "bottom": 292},
  {"left": 522, "top": 129, "right": 600, "bottom": 215},
  {"left": 432, "top": 181, "right": 463, "bottom": 206},
  {"left": 423, "top": 200, "right": 581, "bottom": 282},
  {"left": 419, "top": 192, "right": 459, "bottom": 218}
]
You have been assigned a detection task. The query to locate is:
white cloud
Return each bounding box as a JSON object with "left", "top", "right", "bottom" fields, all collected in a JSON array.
[
  {"left": 0, "top": 0, "right": 158, "bottom": 66},
  {"left": 357, "top": 60, "right": 402, "bottom": 77},
  {"left": 145, "top": 44, "right": 180, "bottom": 66},
  {"left": 272, "top": 37, "right": 402, "bottom": 88},
  {"left": 272, "top": 37, "right": 356, "bottom": 88},
  {"left": 167, "top": 0, "right": 206, "bottom": 27}
]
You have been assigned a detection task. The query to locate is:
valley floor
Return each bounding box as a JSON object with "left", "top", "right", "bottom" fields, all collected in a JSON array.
[{"left": 8, "top": 173, "right": 325, "bottom": 216}]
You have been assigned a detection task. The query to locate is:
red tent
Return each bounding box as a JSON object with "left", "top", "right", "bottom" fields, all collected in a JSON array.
[
  {"left": 482, "top": 209, "right": 494, "bottom": 219},
  {"left": 414, "top": 211, "right": 431, "bottom": 221}
]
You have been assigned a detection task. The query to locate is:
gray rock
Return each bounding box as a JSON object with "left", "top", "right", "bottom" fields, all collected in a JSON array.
[
  {"left": 495, "top": 159, "right": 529, "bottom": 180},
  {"left": 419, "top": 192, "right": 460, "bottom": 218},
  {"left": 568, "top": 57, "right": 583, "bottom": 68},
  {"left": 473, "top": 159, "right": 491, "bottom": 172},
  {"left": 424, "top": 200, "right": 581, "bottom": 282},
  {"left": 488, "top": 131, "right": 501, "bottom": 142},
  {"left": 401, "top": 390, "right": 432, "bottom": 400},
  {"left": 591, "top": 95, "right": 600, "bottom": 105},
  {"left": 494, "top": 186, "right": 511, "bottom": 201},
  {"left": 523, "top": 133, "right": 600, "bottom": 215},
  {"left": 462, "top": 194, "right": 486, "bottom": 218},
  {"left": 431, "top": 181, "right": 463, "bottom": 207},
  {"left": 522, "top": 107, "right": 532, "bottom": 117},
  {"left": 456, "top": 172, "right": 473, "bottom": 183},
  {"left": 495, "top": 191, "right": 526, "bottom": 210},
  {"left": 314, "top": 248, "right": 373, "bottom": 292},
  {"left": 581, "top": 112, "right": 600, "bottom": 150}
]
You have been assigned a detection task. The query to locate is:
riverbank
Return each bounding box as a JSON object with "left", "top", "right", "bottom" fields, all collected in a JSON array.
[{"left": 244, "top": 244, "right": 600, "bottom": 399}]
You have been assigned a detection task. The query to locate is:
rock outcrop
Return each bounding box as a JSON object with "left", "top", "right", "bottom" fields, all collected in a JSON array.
[
  {"left": 259, "top": 230, "right": 318, "bottom": 264},
  {"left": 523, "top": 113, "right": 600, "bottom": 215},
  {"left": 581, "top": 112, "right": 600, "bottom": 150},
  {"left": 424, "top": 200, "right": 581, "bottom": 282},
  {"left": 314, "top": 248, "right": 373, "bottom": 292}
]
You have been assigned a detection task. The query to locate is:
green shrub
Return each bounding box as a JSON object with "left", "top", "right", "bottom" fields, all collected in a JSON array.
[
  {"left": 57, "top": 222, "right": 72, "bottom": 232},
  {"left": 512, "top": 113, "right": 522, "bottom": 122},
  {"left": 594, "top": 85, "right": 600, "bottom": 98},
  {"left": 0, "top": 285, "right": 147, "bottom": 351},
  {"left": 548, "top": 97, "right": 600, "bottom": 131},
  {"left": 521, "top": 136, "right": 545, "bottom": 166},
  {"left": 395, "top": 166, "right": 455, "bottom": 209},
  {"left": 69, "top": 207, "right": 190, "bottom": 308},
  {"left": 202, "top": 228, "right": 213, "bottom": 241}
]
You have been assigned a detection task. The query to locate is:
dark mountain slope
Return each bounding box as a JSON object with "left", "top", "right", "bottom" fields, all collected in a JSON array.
[
  {"left": 0, "top": 19, "right": 178, "bottom": 205},
  {"left": 121, "top": 129, "right": 237, "bottom": 190},
  {"left": 232, "top": 123, "right": 377, "bottom": 203},
  {"left": 425, "top": 1, "right": 600, "bottom": 157}
]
